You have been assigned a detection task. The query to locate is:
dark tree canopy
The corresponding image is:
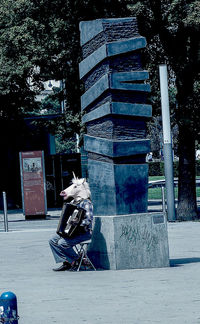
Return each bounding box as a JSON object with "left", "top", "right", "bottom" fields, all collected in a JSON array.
[
  {"left": 128, "top": 0, "right": 200, "bottom": 133},
  {"left": 0, "top": 0, "right": 127, "bottom": 119},
  {"left": 0, "top": 0, "right": 199, "bottom": 218},
  {"left": 127, "top": 0, "right": 200, "bottom": 219}
]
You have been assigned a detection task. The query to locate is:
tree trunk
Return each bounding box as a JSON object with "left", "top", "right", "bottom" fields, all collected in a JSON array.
[{"left": 177, "top": 126, "right": 198, "bottom": 220}]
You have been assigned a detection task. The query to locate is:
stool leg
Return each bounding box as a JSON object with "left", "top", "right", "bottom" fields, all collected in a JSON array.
[
  {"left": 74, "top": 243, "right": 96, "bottom": 271},
  {"left": 77, "top": 247, "right": 85, "bottom": 272},
  {"left": 84, "top": 255, "right": 96, "bottom": 271},
  {"left": 82, "top": 244, "right": 96, "bottom": 271}
]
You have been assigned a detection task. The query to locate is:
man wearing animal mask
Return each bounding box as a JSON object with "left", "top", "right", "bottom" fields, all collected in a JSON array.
[{"left": 49, "top": 174, "right": 94, "bottom": 271}]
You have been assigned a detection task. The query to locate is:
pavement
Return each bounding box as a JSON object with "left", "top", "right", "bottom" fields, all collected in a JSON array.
[{"left": 1, "top": 207, "right": 200, "bottom": 323}]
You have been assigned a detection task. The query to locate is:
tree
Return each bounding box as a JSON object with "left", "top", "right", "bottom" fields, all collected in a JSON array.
[
  {"left": 0, "top": 0, "right": 127, "bottom": 120},
  {"left": 1, "top": 0, "right": 199, "bottom": 219},
  {"left": 0, "top": 0, "right": 129, "bottom": 163},
  {"left": 127, "top": 0, "right": 200, "bottom": 220}
]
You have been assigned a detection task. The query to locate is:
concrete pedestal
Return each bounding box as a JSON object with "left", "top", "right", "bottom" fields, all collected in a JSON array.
[{"left": 88, "top": 212, "right": 169, "bottom": 270}]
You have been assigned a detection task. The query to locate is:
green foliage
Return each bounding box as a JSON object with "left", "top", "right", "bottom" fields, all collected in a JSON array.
[
  {"left": 148, "top": 161, "right": 178, "bottom": 177},
  {"left": 149, "top": 161, "right": 200, "bottom": 177},
  {"left": 127, "top": 0, "right": 200, "bottom": 138},
  {"left": 0, "top": 0, "right": 128, "bottom": 136},
  {"left": 148, "top": 162, "right": 163, "bottom": 177},
  {"left": 128, "top": 2, "right": 200, "bottom": 218},
  {"left": 55, "top": 135, "right": 77, "bottom": 154},
  {"left": 38, "top": 87, "right": 61, "bottom": 115},
  {"left": 0, "top": 0, "right": 198, "bottom": 129},
  {"left": 196, "top": 160, "right": 200, "bottom": 177}
]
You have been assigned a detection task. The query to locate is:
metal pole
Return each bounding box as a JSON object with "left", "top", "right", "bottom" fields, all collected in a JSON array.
[
  {"left": 159, "top": 64, "right": 176, "bottom": 221},
  {"left": 161, "top": 186, "right": 166, "bottom": 214},
  {"left": 76, "top": 133, "right": 80, "bottom": 153},
  {"left": 2, "top": 192, "right": 8, "bottom": 232}
]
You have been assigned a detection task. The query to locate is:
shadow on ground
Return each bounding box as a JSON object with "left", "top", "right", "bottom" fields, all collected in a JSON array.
[{"left": 170, "top": 257, "right": 200, "bottom": 267}]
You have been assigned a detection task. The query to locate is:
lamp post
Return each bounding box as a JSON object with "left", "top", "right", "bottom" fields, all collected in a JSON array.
[{"left": 159, "top": 64, "right": 176, "bottom": 221}]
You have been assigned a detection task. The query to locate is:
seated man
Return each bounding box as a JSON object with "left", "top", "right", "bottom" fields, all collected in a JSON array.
[{"left": 49, "top": 176, "right": 93, "bottom": 271}]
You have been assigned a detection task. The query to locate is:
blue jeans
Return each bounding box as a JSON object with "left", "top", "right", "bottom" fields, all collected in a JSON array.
[{"left": 49, "top": 231, "right": 92, "bottom": 264}]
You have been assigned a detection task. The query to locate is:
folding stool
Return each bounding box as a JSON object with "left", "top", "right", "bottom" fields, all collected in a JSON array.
[{"left": 74, "top": 239, "right": 96, "bottom": 271}]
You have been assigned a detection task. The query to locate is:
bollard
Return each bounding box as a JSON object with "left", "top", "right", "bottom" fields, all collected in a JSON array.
[
  {"left": 2, "top": 192, "right": 8, "bottom": 232},
  {"left": 0, "top": 292, "right": 19, "bottom": 323}
]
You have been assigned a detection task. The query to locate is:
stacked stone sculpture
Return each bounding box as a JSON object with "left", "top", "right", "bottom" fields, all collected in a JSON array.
[
  {"left": 79, "top": 17, "right": 151, "bottom": 216},
  {"left": 79, "top": 18, "right": 169, "bottom": 270}
]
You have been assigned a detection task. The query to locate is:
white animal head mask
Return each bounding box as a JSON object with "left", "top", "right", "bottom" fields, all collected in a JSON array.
[{"left": 60, "top": 173, "right": 91, "bottom": 201}]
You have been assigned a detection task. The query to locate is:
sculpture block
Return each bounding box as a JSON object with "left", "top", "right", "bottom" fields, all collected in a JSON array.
[
  {"left": 79, "top": 18, "right": 151, "bottom": 215},
  {"left": 79, "top": 18, "right": 169, "bottom": 270}
]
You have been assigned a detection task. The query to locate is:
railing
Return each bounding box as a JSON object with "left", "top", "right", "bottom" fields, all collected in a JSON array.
[
  {"left": 148, "top": 178, "right": 200, "bottom": 214},
  {"left": 148, "top": 178, "right": 200, "bottom": 188}
]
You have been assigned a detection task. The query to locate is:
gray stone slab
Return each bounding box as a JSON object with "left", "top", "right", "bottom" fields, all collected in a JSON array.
[
  {"left": 111, "top": 71, "right": 150, "bottom": 89},
  {"left": 88, "top": 159, "right": 116, "bottom": 215},
  {"left": 79, "top": 19, "right": 104, "bottom": 46},
  {"left": 79, "top": 44, "right": 107, "bottom": 79},
  {"left": 82, "top": 102, "right": 152, "bottom": 123},
  {"left": 81, "top": 74, "right": 109, "bottom": 111},
  {"left": 79, "top": 17, "right": 138, "bottom": 46},
  {"left": 79, "top": 37, "right": 146, "bottom": 79},
  {"left": 88, "top": 212, "right": 169, "bottom": 270},
  {"left": 84, "top": 135, "right": 150, "bottom": 157},
  {"left": 81, "top": 72, "right": 151, "bottom": 110},
  {"left": 107, "top": 36, "right": 146, "bottom": 57},
  {"left": 88, "top": 159, "right": 148, "bottom": 215}
]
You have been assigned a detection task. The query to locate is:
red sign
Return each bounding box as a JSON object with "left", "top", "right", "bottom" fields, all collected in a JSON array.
[{"left": 19, "top": 151, "right": 47, "bottom": 216}]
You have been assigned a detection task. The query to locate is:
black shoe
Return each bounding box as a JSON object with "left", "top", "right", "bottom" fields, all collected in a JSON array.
[{"left": 53, "top": 261, "right": 71, "bottom": 271}]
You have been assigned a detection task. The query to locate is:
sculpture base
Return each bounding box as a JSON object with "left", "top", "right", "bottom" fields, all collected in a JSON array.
[{"left": 88, "top": 212, "right": 169, "bottom": 270}]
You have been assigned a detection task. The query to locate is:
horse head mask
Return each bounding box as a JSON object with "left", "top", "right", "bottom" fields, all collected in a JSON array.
[{"left": 60, "top": 173, "right": 91, "bottom": 201}]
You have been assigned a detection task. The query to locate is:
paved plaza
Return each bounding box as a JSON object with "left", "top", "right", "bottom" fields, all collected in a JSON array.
[{"left": 1, "top": 210, "right": 200, "bottom": 323}]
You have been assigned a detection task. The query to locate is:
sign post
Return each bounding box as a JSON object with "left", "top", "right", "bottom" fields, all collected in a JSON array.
[
  {"left": 19, "top": 151, "right": 47, "bottom": 218},
  {"left": 159, "top": 64, "right": 176, "bottom": 221}
]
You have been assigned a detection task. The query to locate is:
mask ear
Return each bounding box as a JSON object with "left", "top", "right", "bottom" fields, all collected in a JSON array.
[{"left": 82, "top": 178, "right": 86, "bottom": 183}]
